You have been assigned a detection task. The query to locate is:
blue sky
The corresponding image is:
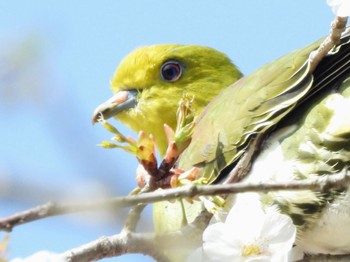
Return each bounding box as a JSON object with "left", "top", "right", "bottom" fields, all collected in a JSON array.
[{"left": 0, "top": 1, "right": 335, "bottom": 261}]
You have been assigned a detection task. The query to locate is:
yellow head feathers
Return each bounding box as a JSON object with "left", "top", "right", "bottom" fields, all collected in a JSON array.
[{"left": 93, "top": 44, "right": 242, "bottom": 155}]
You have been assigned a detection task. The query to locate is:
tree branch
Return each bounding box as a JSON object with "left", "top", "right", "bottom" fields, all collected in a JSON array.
[
  {"left": 62, "top": 232, "right": 170, "bottom": 262},
  {"left": 309, "top": 16, "right": 348, "bottom": 72},
  {"left": 61, "top": 208, "right": 350, "bottom": 262},
  {"left": 62, "top": 207, "right": 213, "bottom": 261},
  {"left": 1, "top": 169, "right": 349, "bottom": 232}
]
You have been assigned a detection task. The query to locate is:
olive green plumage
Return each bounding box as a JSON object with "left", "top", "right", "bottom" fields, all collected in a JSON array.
[{"left": 178, "top": 39, "right": 322, "bottom": 183}]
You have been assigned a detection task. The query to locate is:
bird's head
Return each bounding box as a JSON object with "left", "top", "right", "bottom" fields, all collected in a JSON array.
[{"left": 92, "top": 44, "right": 242, "bottom": 156}]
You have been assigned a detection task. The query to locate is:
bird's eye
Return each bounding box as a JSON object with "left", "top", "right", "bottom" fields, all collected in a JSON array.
[{"left": 160, "top": 60, "right": 183, "bottom": 82}]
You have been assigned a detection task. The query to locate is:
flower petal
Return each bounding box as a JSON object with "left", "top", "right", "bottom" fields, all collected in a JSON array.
[
  {"left": 203, "top": 224, "right": 242, "bottom": 260},
  {"left": 260, "top": 210, "right": 296, "bottom": 259},
  {"left": 203, "top": 241, "right": 241, "bottom": 261},
  {"left": 203, "top": 222, "right": 227, "bottom": 243},
  {"left": 261, "top": 210, "right": 295, "bottom": 239},
  {"left": 10, "top": 251, "right": 64, "bottom": 262},
  {"left": 245, "top": 255, "right": 271, "bottom": 262},
  {"left": 327, "top": 0, "right": 350, "bottom": 17},
  {"left": 226, "top": 193, "right": 265, "bottom": 239}
]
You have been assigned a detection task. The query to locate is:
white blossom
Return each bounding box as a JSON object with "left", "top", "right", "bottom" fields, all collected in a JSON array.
[
  {"left": 327, "top": 0, "right": 350, "bottom": 17},
  {"left": 10, "top": 251, "right": 64, "bottom": 262},
  {"left": 189, "top": 194, "right": 297, "bottom": 262}
]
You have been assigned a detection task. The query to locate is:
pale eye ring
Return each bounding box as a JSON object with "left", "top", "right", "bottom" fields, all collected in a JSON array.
[{"left": 160, "top": 60, "right": 183, "bottom": 82}]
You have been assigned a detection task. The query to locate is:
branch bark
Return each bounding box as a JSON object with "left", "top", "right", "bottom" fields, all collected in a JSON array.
[
  {"left": 1, "top": 170, "right": 349, "bottom": 232},
  {"left": 62, "top": 232, "right": 170, "bottom": 262}
]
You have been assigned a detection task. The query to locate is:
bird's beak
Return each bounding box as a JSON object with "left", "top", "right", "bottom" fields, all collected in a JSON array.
[{"left": 91, "top": 89, "right": 138, "bottom": 124}]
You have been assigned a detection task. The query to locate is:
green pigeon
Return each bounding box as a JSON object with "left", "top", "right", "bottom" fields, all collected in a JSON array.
[{"left": 93, "top": 27, "right": 350, "bottom": 260}]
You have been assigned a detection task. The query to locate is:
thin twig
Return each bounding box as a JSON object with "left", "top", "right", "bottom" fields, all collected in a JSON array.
[
  {"left": 223, "top": 133, "right": 265, "bottom": 184},
  {"left": 309, "top": 16, "right": 348, "bottom": 72},
  {"left": 122, "top": 204, "right": 146, "bottom": 233},
  {"left": 122, "top": 186, "right": 150, "bottom": 233},
  {"left": 1, "top": 170, "right": 350, "bottom": 232}
]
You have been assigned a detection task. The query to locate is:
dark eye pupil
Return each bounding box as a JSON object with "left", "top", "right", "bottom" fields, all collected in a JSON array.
[
  {"left": 161, "top": 61, "right": 182, "bottom": 82},
  {"left": 163, "top": 66, "right": 178, "bottom": 79}
]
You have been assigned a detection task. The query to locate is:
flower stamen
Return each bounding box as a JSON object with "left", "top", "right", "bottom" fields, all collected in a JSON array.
[{"left": 241, "top": 238, "right": 269, "bottom": 257}]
